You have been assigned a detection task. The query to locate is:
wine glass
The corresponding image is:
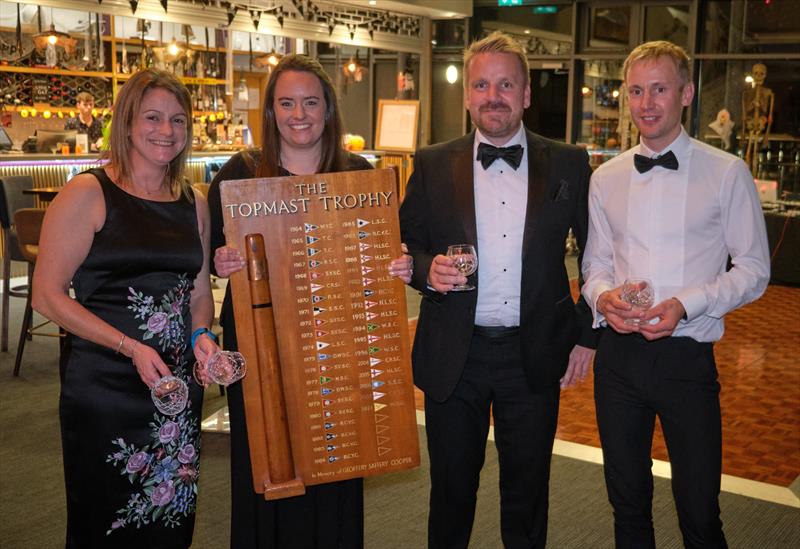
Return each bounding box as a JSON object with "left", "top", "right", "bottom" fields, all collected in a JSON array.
[
  {"left": 193, "top": 351, "right": 247, "bottom": 387},
  {"left": 150, "top": 375, "right": 189, "bottom": 416},
  {"left": 446, "top": 244, "right": 478, "bottom": 291},
  {"left": 620, "top": 278, "right": 655, "bottom": 325}
]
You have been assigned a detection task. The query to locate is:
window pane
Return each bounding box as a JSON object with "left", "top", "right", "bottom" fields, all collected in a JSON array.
[
  {"left": 578, "top": 60, "right": 625, "bottom": 167},
  {"left": 701, "top": 0, "right": 800, "bottom": 54},
  {"left": 432, "top": 19, "right": 466, "bottom": 50},
  {"left": 644, "top": 5, "right": 689, "bottom": 49},
  {"left": 697, "top": 59, "right": 800, "bottom": 192},
  {"left": 474, "top": 4, "right": 573, "bottom": 55},
  {"left": 587, "top": 6, "right": 631, "bottom": 49}
]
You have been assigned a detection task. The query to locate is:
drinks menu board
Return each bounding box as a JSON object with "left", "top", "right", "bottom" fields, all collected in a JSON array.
[{"left": 221, "top": 168, "right": 419, "bottom": 499}]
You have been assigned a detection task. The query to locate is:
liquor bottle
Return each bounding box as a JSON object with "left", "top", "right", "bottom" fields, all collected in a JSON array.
[{"left": 196, "top": 54, "right": 205, "bottom": 79}]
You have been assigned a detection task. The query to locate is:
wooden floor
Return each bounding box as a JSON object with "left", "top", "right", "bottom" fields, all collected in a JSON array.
[{"left": 410, "top": 283, "right": 800, "bottom": 488}]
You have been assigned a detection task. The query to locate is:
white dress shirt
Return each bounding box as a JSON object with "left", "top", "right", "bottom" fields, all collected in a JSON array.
[
  {"left": 582, "top": 129, "right": 770, "bottom": 342},
  {"left": 473, "top": 124, "right": 528, "bottom": 327}
]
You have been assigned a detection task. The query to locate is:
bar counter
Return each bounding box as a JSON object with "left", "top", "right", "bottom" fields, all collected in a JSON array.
[
  {"left": 0, "top": 152, "right": 239, "bottom": 193},
  {"left": 0, "top": 149, "right": 389, "bottom": 191}
]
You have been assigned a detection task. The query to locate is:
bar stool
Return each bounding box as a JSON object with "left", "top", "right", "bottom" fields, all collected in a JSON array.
[
  {"left": 12, "top": 208, "right": 53, "bottom": 376},
  {"left": 0, "top": 175, "right": 35, "bottom": 352}
]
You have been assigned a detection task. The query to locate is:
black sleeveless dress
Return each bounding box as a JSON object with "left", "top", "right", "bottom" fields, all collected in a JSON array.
[{"left": 59, "top": 168, "right": 204, "bottom": 548}]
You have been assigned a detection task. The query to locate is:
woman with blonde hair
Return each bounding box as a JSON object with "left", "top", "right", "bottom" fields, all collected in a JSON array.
[{"left": 34, "top": 69, "right": 220, "bottom": 547}]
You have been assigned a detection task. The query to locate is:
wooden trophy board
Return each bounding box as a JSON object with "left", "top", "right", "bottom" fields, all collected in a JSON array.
[{"left": 221, "top": 168, "right": 419, "bottom": 497}]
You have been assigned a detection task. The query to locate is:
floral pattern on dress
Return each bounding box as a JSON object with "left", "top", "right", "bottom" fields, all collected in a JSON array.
[{"left": 105, "top": 274, "right": 201, "bottom": 535}]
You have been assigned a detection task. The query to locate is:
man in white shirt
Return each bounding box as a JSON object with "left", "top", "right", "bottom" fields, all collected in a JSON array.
[
  {"left": 582, "top": 41, "right": 770, "bottom": 549},
  {"left": 401, "top": 31, "right": 597, "bottom": 548}
]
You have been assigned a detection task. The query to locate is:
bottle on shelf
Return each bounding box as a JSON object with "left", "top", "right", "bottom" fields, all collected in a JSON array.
[{"left": 196, "top": 55, "right": 205, "bottom": 79}]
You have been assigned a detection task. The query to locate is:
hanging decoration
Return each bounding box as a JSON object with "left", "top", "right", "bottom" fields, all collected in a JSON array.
[
  {"left": 250, "top": 10, "right": 261, "bottom": 30},
  {"left": 115, "top": 1, "right": 422, "bottom": 42},
  {"left": 226, "top": 3, "right": 238, "bottom": 26}
]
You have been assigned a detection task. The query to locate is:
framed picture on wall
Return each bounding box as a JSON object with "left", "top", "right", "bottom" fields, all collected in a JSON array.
[{"left": 375, "top": 99, "right": 419, "bottom": 152}]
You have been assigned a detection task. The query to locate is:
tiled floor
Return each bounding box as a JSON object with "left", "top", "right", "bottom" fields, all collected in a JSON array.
[{"left": 409, "top": 283, "right": 800, "bottom": 489}]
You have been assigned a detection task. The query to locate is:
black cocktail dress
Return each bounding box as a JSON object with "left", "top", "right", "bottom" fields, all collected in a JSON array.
[{"left": 59, "top": 168, "right": 204, "bottom": 548}]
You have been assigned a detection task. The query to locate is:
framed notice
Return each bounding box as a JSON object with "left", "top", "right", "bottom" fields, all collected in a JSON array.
[
  {"left": 375, "top": 99, "right": 419, "bottom": 152},
  {"left": 220, "top": 168, "right": 419, "bottom": 499}
]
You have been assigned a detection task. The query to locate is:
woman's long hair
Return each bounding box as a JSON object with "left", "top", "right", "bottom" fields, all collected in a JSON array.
[
  {"left": 255, "top": 54, "right": 347, "bottom": 177},
  {"left": 102, "top": 69, "right": 193, "bottom": 200}
]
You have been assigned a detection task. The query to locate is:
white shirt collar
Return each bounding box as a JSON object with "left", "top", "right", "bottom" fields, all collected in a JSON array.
[
  {"left": 639, "top": 127, "right": 691, "bottom": 160},
  {"left": 474, "top": 124, "right": 526, "bottom": 150}
]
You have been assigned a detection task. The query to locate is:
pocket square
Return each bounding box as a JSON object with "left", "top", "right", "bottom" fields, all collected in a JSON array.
[{"left": 552, "top": 179, "right": 570, "bottom": 202}]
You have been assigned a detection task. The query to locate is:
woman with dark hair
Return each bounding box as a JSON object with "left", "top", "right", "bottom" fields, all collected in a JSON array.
[
  {"left": 207, "top": 53, "right": 381, "bottom": 549},
  {"left": 33, "top": 69, "right": 219, "bottom": 548}
]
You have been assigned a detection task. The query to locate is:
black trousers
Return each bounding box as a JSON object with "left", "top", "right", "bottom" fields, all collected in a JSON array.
[
  {"left": 424, "top": 331, "right": 560, "bottom": 549},
  {"left": 594, "top": 330, "right": 728, "bottom": 549}
]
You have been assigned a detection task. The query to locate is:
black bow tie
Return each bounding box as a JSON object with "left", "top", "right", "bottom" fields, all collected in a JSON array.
[
  {"left": 634, "top": 150, "right": 679, "bottom": 173},
  {"left": 477, "top": 142, "right": 524, "bottom": 170}
]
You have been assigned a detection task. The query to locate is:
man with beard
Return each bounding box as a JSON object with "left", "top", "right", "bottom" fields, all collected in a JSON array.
[{"left": 400, "top": 31, "right": 597, "bottom": 549}]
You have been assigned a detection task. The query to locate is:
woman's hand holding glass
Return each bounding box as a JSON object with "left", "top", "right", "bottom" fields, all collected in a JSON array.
[
  {"left": 129, "top": 340, "right": 190, "bottom": 416},
  {"left": 131, "top": 340, "right": 174, "bottom": 388},
  {"left": 151, "top": 375, "right": 189, "bottom": 416},
  {"left": 193, "top": 350, "right": 247, "bottom": 388},
  {"left": 190, "top": 330, "right": 221, "bottom": 386}
]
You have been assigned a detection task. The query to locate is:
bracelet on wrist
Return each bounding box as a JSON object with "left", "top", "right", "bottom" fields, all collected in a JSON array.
[
  {"left": 191, "top": 327, "right": 217, "bottom": 348},
  {"left": 129, "top": 340, "right": 140, "bottom": 364},
  {"left": 115, "top": 334, "right": 126, "bottom": 354}
]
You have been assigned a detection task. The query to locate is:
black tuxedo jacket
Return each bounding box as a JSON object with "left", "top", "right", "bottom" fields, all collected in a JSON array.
[{"left": 399, "top": 130, "right": 597, "bottom": 402}]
